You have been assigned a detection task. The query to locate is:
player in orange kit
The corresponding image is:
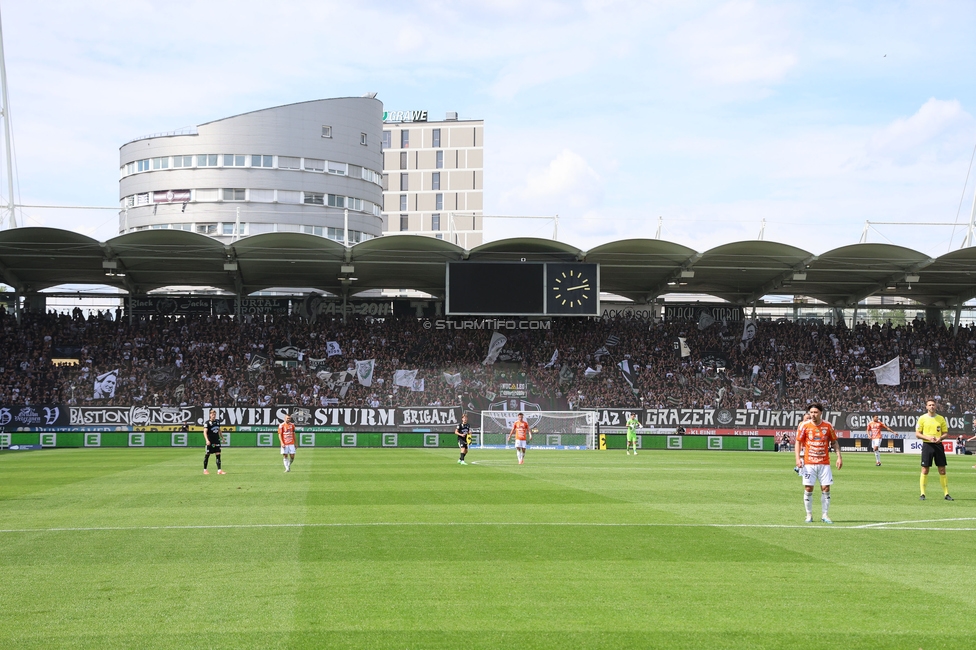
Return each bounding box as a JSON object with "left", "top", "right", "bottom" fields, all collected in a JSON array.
[
  {"left": 506, "top": 412, "right": 532, "bottom": 465},
  {"left": 278, "top": 413, "right": 297, "bottom": 472},
  {"left": 866, "top": 415, "right": 894, "bottom": 466},
  {"left": 795, "top": 403, "right": 843, "bottom": 523}
]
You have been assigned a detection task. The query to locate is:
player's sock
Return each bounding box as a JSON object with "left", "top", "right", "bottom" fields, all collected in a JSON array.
[
  {"left": 283, "top": 457, "right": 289, "bottom": 469},
  {"left": 874, "top": 450, "right": 880, "bottom": 463},
  {"left": 939, "top": 474, "right": 948, "bottom": 496},
  {"left": 803, "top": 491, "right": 812, "bottom": 517},
  {"left": 460, "top": 451, "right": 466, "bottom": 461},
  {"left": 216, "top": 455, "right": 221, "bottom": 470},
  {"left": 920, "top": 473, "right": 927, "bottom": 496},
  {"left": 203, "top": 452, "right": 210, "bottom": 469},
  {"left": 821, "top": 491, "right": 830, "bottom": 517}
]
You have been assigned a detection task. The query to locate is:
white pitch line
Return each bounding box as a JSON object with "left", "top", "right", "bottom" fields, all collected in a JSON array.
[
  {"left": 853, "top": 517, "right": 976, "bottom": 528},
  {"left": 2, "top": 520, "right": 975, "bottom": 534}
]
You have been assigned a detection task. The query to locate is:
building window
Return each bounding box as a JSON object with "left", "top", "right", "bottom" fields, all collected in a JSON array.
[
  {"left": 136, "top": 193, "right": 150, "bottom": 205},
  {"left": 360, "top": 132, "right": 368, "bottom": 146},
  {"left": 302, "top": 225, "right": 324, "bottom": 236},
  {"left": 435, "top": 233, "right": 443, "bottom": 240},
  {"left": 224, "top": 154, "right": 246, "bottom": 167},
  {"left": 400, "top": 194, "right": 407, "bottom": 211},
  {"left": 327, "top": 161, "right": 347, "bottom": 175},
  {"left": 432, "top": 213, "right": 440, "bottom": 231},
  {"left": 196, "top": 223, "right": 217, "bottom": 235},
  {"left": 222, "top": 223, "right": 246, "bottom": 235},
  {"left": 400, "top": 173, "right": 409, "bottom": 191},
  {"left": 348, "top": 197, "right": 363, "bottom": 211},
  {"left": 431, "top": 172, "right": 440, "bottom": 191},
  {"left": 326, "top": 194, "right": 343, "bottom": 207},
  {"left": 124, "top": 162, "right": 135, "bottom": 175},
  {"left": 197, "top": 154, "right": 218, "bottom": 167},
  {"left": 435, "top": 193, "right": 443, "bottom": 210},
  {"left": 278, "top": 156, "right": 300, "bottom": 170},
  {"left": 382, "top": 131, "right": 391, "bottom": 150},
  {"left": 173, "top": 156, "right": 193, "bottom": 168},
  {"left": 223, "top": 188, "right": 246, "bottom": 201},
  {"left": 151, "top": 157, "right": 169, "bottom": 170},
  {"left": 304, "top": 158, "right": 325, "bottom": 172},
  {"left": 136, "top": 159, "right": 150, "bottom": 172},
  {"left": 381, "top": 174, "right": 389, "bottom": 191},
  {"left": 400, "top": 151, "right": 408, "bottom": 170},
  {"left": 432, "top": 129, "right": 441, "bottom": 148},
  {"left": 400, "top": 129, "right": 409, "bottom": 148},
  {"left": 435, "top": 150, "right": 444, "bottom": 169},
  {"left": 172, "top": 223, "right": 192, "bottom": 231},
  {"left": 400, "top": 214, "right": 409, "bottom": 231},
  {"left": 322, "top": 125, "right": 332, "bottom": 138},
  {"left": 251, "top": 155, "right": 273, "bottom": 167},
  {"left": 304, "top": 192, "right": 325, "bottom": 205}
]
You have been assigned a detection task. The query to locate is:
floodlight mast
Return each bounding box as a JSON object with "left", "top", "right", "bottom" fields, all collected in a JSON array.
[{"left": 0, "top": 5, "right": 16, "bottom": 229}]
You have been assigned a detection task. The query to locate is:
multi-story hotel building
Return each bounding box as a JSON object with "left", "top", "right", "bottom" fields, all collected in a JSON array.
[
  {"left": 381, "top": 112, "right": 483, "bottom": 247},
  {"left": 118, "top": 97, "right": 385, "bottom": 244}
]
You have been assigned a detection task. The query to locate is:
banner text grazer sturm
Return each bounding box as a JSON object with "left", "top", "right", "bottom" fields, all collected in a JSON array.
[{"left": 2, "top": 404, "right": 969, "bottom": 436}]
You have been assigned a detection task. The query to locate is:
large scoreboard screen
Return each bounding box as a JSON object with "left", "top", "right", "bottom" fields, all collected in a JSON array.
[{"left": 446, "top": 262, "right": 599, "bottom": 316}]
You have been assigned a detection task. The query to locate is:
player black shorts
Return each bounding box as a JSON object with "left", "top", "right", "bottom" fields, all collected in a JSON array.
[
  {"left": 206, "top": 443, "right": 222, "bottom": 453},
  {"left": 457, "top": 437, "right": 468, "bottom": 448},
  {"left": 921, "top": 442, "right": 947, "bottom": 468}
]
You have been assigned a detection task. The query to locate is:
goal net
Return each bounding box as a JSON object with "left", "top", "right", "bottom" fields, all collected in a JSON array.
[{"left": 478, "top": 411, "right": 597, "bottom": 450}]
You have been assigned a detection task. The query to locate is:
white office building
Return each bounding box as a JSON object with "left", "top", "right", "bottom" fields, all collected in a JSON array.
[
  {"left": 381, "top": 112, "right": 483, "bottom": 247},
  {"left": 118, "top": 97, "right": 385, "bottom": 244}
]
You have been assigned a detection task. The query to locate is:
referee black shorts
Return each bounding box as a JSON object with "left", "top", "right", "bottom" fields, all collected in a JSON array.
[{"left": 921, "top": 442, "right": 947, "bottom": 468}]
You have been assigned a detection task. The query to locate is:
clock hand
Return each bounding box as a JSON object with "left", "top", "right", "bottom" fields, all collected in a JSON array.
[{"left": 565, "top": 284, "right": 590, "bottom": 291}]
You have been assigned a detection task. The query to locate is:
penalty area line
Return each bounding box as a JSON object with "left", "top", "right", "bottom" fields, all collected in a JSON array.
[{"left": 3, "top": 521, "right": 976, "bottom": 534}]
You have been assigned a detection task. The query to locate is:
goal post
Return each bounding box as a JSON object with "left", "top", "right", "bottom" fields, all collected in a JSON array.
[{"left": 478, "top": 411, "right": 597, "bottom": 450}]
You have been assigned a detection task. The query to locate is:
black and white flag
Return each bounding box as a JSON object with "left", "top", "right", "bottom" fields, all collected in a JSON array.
[
  {"left": 307, "top": 357, "right": 328, "bottom": 371},
  {"left": 544, "top": 349, "right": 559, "bottom": 368},
  {"left": 275, "top": 345, "right": 301, "bottom": 360},
  {"left": 796, "top": 362, "right": 814, "bottom": 380},
  {"left": 593, "top": 346, "right": 610, "bottom": 360},
  {"left": 674, "top": 337, "right": 691, "bottom": 358},
  {"left": 558, "top": 363, "right": 575, "bottom": 385},
  {"left": 248, "top": 353, "right": 269, "bottom": 372},
  {"left": 356, "top": 359, "right": 375, "bottom": 387},
  {"left": 605, "top": 334, "right": 620, "bottom": 347},
  {"left": 326, "top": 341, "right": 342, "bottom": 357},
  {"left": 697, "top": 312, "right": 716, "bottom": 330},
  {"left": 740, "top": 319, "right": 756, "bottom": 352},
  {"left": 394, "top": 369, "right": 418, "bottom": 387},
  {"left": 93, "top": 369, "right": 119, "bottom": 399},
  {"left": 483, "top": 332, "right": 507, "bottom": 365},
  {"left": 617, "top": 359, "right": 639, "bottom": 395}
]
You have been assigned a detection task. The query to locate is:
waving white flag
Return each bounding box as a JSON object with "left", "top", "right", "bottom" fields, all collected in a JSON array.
[
  {"left": 355, "top": 359, "right": 375, "bottom": 387},
  {"left": 870, "top": 357, "right": 900, "bottom": 386},
  {"left": 483, "top": 332, "right": 508, "bottom": 365}
]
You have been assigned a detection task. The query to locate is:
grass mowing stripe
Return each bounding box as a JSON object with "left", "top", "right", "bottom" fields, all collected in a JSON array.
[{"left": 4, "top": 518, "right": 976, "bottom": 533}]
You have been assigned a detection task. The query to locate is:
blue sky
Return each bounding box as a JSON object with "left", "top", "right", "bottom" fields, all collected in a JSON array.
[{"left": 1, "top": 0, "right": 975, "bottom": 256}]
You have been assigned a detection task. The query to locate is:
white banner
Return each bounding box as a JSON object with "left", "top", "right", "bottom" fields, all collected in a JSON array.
[
  {"left": 678, "top": 337, "right": 691, "bottom": 358},
  {"left": 870, "top": 357, "right": 900, "bottom": 386},
  {"left": 326, "top": 341, "right": 342, "bottom": 357},
  {"left": 355, "top": 359, "right": 375, "bottom": 387},
  {"left": 442, "top": 372, "right": 462, "bottom": 387},
  {"left": 93, "top": 369, "right": 119, "bottom": 399},
  {"left": 394, "top": 369, "right": 419, "bottom": 388},
  {"left": 796, "top": 362, "right": 814, "bottom": 380},
  {"left": 482, "top": 332, "right": 507, "bottom": 365}
]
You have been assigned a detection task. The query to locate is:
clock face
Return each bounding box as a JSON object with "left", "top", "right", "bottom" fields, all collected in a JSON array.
[{"left": 546, "top": 263, "right": 599, "bottom": 315}]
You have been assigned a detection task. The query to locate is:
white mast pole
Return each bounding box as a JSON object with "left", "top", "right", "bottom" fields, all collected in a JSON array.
[{"left": 0, "top": 6, "right": 17, "bottom": 229}]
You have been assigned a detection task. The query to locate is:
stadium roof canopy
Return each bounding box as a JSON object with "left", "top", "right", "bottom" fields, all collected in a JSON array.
[{"left": 1, "top": 228, "right": 974, "bottom": 307}]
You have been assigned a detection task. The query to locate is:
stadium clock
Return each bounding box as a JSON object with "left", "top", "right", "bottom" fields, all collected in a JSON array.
[{"left": 546, "top": 263, "right": 599, "bottom": 315}]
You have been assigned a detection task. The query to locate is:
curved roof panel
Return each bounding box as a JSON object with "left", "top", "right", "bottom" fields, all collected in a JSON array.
[
  {"left": 2, "top": 227, "right": 976, "bottom": 309},
  {"left": 687, "top": 241, "right": 814, "bottom": 304},
  {"left": 584, "top": 239, "right": 699, "bottom": 302}
]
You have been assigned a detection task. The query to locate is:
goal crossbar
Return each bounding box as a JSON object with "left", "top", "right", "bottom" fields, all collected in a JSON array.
[{"left": 478, "top": 410, "right": 597, "bottom": 450}]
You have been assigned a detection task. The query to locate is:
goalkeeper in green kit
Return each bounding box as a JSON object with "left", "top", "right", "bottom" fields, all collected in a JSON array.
[{"left": 625, "top": 412, "right": 642, "bottom": 455}]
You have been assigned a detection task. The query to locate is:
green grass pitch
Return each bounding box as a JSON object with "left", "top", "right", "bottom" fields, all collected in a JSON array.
[{"left": 2, "top": 447, "right": 975, "bottom": 649}]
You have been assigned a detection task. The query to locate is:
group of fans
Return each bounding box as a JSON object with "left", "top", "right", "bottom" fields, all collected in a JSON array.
[{"left": 1, "top": 309, "right": 975, "bottom": 416}]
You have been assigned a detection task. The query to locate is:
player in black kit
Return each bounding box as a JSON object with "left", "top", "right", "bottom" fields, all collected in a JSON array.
[
  {"left": 203, "top": 409, "right": 225, "bottom": 475},
  {"left": 456, "top": 413, "right": 471, "bottom": 465}
]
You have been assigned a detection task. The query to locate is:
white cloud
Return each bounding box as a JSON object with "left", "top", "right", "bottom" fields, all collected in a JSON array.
[
  {"left": 509, "top": 149, "right": 604, "bottom": 210},
  {"left": 867, "top": 98, "right": 975, "bottom": 165},
  {"left": 666, "top": 1, "right": 797, "bottom": 86}
]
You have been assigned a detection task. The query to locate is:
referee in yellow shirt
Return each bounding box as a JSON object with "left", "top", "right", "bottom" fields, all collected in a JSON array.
[{"left": 916, "top": 399, "right": 952, "bottom": 501}]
